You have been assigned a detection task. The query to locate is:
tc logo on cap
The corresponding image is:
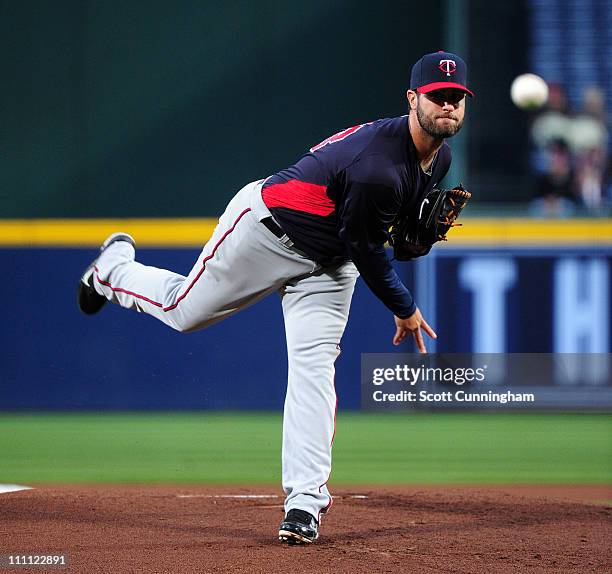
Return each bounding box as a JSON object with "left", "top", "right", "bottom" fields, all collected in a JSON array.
[
  {"left": 438, "top": 59, "right": 457, "bottom": 76},
  {"left": 410, "top": 51, "right": 474, "bottom": 97}
]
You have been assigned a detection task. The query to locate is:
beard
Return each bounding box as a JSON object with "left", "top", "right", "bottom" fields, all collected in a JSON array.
[{"left": 416, "top": 101, "right": 464, "bottom": 139}]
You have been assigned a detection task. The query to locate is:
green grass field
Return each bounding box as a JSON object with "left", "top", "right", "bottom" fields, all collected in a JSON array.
[{"left": 0, "top": 412, "right": 610, "bottom": 484}]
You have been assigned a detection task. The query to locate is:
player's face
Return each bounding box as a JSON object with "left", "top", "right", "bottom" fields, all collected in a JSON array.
[{"left": 415, "top": 89, "right": 466, "bottom": 139}]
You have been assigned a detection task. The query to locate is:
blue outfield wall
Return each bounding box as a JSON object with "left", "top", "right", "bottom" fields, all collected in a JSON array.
[
  {"left": 1, "top": 248, "right": 414, "bottom": 410},
  {"left": 1, "top": 246, "right": 610, "bottom": 410}
]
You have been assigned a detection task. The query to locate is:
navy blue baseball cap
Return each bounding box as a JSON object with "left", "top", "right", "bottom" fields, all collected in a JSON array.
[{"left": 410, "top": 51, "right": 474, "bottom": 97}]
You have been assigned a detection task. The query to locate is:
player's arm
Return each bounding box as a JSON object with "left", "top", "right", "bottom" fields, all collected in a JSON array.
[{"left": 338, "top": 158, "right": 436, "bottom": 352}]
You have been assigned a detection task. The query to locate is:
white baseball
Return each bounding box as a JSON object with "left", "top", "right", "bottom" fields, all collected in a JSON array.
[{"left": 510, "top": 73, "right": 549, "bottom": 110}]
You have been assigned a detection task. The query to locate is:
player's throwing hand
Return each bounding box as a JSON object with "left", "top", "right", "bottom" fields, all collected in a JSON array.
[{"left": 393, "top": 308, "right": 437, "bottom": 353}]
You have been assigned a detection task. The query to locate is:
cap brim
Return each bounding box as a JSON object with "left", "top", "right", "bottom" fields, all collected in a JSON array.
[{"left": 417, "top": 82, "right": 475, "bottom": 97}]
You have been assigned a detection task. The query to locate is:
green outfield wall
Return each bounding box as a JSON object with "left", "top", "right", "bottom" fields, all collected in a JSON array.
[
  {"left": 1, "top": 1, "right": 538, "bottom": 218},
  {"left": 1, "top": 1, "right": 446, "bottom": 218}
]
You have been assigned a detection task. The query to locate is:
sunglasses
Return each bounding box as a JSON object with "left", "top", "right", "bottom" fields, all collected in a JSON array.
[{"left": 423, "top": 90, "right": 466, "bottom": 106}]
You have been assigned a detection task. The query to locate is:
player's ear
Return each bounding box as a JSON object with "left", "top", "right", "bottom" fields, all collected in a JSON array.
[{"left": 407, "top": 90, "right": 418, "bottom": 111}]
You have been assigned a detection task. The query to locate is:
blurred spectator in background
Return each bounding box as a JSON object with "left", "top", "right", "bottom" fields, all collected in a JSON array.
[
  {"left": 530, "top": 84, "right": 573, "bottom": 175},
  {"left": 569, "top": 86, "right": 608, "bottom": 209},
  {"left": 529, "top": 139, "right": 579, "bottom": 218},
  {"left": 530, "top": 84, "right": 609, "bottom": 215}
]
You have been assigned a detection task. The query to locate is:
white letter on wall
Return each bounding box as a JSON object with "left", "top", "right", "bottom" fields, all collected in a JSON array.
[
  {"left": 459, "top": 258, "right": 517, "bottom": 352},
  {"left": 554, "top": 258, "right": 609, "bottom": 385},
  {"left": 554, "top": 259, "right": 609, "bottom": 353}
]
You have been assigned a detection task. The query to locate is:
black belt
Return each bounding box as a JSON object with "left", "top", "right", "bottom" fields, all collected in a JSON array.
[
  {"left": 261, "top": 216, "right": 285, "bottom": 239},
  {"left": 261, "top": 216, "right": 296, "bottom": 249}
]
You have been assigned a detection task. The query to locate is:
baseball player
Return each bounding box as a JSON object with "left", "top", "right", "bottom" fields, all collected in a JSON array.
[{"left": 78, "top": 51, "right": 473, "bottom": 544}]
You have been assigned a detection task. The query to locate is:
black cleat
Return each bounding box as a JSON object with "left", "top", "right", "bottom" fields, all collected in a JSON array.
[
  {"left": 278, "top": 509, "right": 319, "bottom": 545},
  {"left": 77, "top": 232, "right": 135, "bottom": 315}
]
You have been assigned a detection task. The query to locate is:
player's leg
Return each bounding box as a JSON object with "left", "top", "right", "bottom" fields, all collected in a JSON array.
[
  {"left": 89, "top": 181, "right": 316, "bottom": 332},
  {"left": 279, "top": 261, "right": 359, "bottom": 527}
]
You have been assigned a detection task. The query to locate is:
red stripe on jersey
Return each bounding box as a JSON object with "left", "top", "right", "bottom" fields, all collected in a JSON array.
[
  {"left": 262, "top": 180, "right": 334, "bottom": 217},
  {"left": 310, "top": 124, "right": 365, "bottom": 152}
]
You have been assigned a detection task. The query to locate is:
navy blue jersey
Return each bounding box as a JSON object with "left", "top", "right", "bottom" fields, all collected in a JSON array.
[{"left": 262, "top": 116, "right": 451, "bottom": 318}]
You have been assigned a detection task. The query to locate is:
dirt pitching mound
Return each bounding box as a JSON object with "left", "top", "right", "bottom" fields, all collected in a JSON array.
[{"left": 1, "top": 485, "right": 610, "bottom": 573}]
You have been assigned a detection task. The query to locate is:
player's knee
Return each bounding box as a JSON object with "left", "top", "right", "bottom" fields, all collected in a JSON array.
[
  {"left": 172, "top": 320, "right": 198, "bottom": 334},
  {"left": 288, "top": 340, "right": 341, "bottom": 363},
  {"left": 170, "top": 314, "right": 212, "bottom": 334}
]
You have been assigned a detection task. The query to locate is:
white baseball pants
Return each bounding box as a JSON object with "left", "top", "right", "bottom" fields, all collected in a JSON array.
[{"left": 93, "top": 180, "right": 359, "bottom": 521}]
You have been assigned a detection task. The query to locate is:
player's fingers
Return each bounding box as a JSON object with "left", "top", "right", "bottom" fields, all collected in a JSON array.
[
  {"left": 414, "top": 328, "right": 427, "bottom": 354},
  {"left": 421, "top": 318, "right": 437, "bottom": 340},
  {"left": 393, "top": 326, "right": 406, "bottom": 346}
]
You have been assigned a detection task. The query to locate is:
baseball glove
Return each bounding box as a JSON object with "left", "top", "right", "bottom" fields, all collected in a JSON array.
[{"left": 388, "top": 184, "right": 471, "bottom": 261}]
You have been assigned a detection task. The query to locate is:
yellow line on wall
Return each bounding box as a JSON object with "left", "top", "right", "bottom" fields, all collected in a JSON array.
[
  {"left": 0, "top": 217, "right": 610, "bottom": 247},
  {"left": 446, "top": 218, "right": 612, "bottom": 246},
  {"left": 0, "top": 219, "right": 219, "bottom": 247}
]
